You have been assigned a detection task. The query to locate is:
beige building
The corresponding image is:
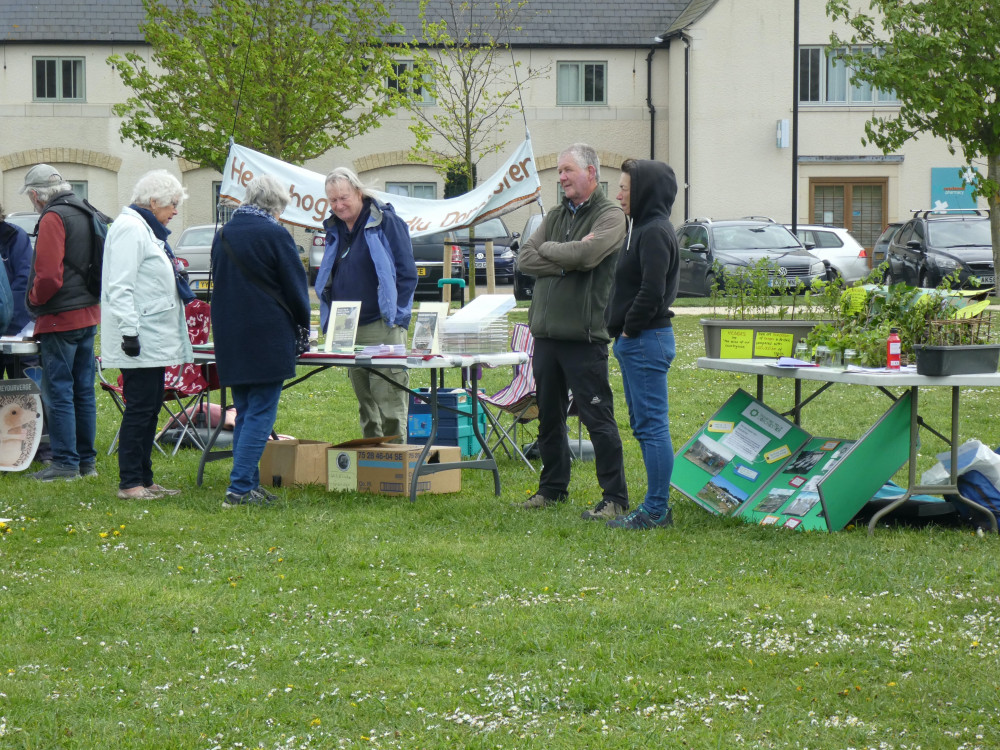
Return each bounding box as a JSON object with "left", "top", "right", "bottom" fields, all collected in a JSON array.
[{"left": 0, "top": 0, "right": 981, "bottom": 251}]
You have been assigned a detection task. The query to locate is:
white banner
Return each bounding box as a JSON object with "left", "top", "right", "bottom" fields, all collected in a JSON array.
[{"left": 220, "top": 138, "right": 541, "bottom": 237}]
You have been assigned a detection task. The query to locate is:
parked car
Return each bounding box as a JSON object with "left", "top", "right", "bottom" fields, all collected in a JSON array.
[
  {"left": 675, "top": 217, "right": 826, "bottom": 297},
  {"left": 785, "top": 224, "right": 869, "bottom": 284},
  {"left": 173, "top": 224, "right": 219, "bottom": 298},
  {"left": 307, "top": 229, "right": 325, "bottom": 284},
  {"left": 412, "top": 231, "right": 465, "bottom": 301},
  {"left": 512, "top": 212, "right": 543, "bottom": 301},
  {"left": 871, "top": 221, "right": 903, "bottom": 271},
  {"left": 453, "top": 217, "right": 519, "bottom": 285},
  {"left": 886, "top": 209, "right": 993, "bottom": 288},
  {"left": 4, "top": 211, "right": 39, "bottom": 247}
]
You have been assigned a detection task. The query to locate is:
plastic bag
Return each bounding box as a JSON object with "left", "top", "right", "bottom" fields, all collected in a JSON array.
[{"left": 921, "top": 439, "right": 1000, "bottom": 486}]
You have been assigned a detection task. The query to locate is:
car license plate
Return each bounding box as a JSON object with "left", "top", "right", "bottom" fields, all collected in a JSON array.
[
  {"left": 475, "top": 261, "right": 486, "bottom": 269},
  {"left": 417, "top": 267, "right": 426, "bottom": 276},
  {"left": 979, "top": 275, "right": 995, "bottom": 285},
  {"left": 194, "top": 280, "right": 211, "bottom": 290}
]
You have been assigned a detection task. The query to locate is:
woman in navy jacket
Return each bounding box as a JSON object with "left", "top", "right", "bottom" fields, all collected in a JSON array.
[{"left": 211, "top": 175, "right": 311, "bottom": 508}]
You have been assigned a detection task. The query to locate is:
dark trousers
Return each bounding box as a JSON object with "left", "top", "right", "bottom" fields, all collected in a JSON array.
[
  {"left": 119, "top": 366, "right": 165, "bottom": 490},
  {"left": 532, "top": 337, "right": 628, "bottom": 506}
]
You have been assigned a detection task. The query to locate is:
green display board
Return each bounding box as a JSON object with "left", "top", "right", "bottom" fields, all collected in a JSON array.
[
  {"left": 672, "top": 389, "right": 810, "bottom": 516},
  {"left": 739, "top": 437, "right": 856, "bottom": 531},
  {"left": 818, "top": 391, "right": 912, "bottom": 531},
  {"left": 674, "top": 389, "right": 914, "bottom": 532}
]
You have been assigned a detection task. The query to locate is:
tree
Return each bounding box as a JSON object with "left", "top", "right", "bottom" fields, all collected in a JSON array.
[
  {"left": 827, "top": 0, "right": 1000, "bottom": 277},
  {"left": 109, "top": 0, "right": 412, "bottom": 172},
  {"left": 404, "top": 0, "right": 547, "bottom": 294}
]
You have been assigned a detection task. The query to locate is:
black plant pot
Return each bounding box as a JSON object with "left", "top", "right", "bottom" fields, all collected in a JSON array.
[{"left": 913, "top": 344, "right": 1000, "bottom": 376}]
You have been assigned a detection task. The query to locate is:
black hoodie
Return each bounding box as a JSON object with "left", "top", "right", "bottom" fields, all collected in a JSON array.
[{"left": 605, "top": 160, "right": 679, "bottom": 339}]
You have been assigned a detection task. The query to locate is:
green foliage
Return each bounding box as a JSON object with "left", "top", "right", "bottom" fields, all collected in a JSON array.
[
  {"left": 108, "top": 0, "right": 411, "bottom": 171},
  {"left": 826, "top": 0, "right": 1000, "bottom": 276},
  {"left": 708, "top": 257, "right": 847, "bottom": 321}
]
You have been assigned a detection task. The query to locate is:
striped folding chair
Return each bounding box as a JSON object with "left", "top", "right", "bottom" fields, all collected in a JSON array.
[{"left": 478, "top": 322, "right": 539, "bottom": 471}]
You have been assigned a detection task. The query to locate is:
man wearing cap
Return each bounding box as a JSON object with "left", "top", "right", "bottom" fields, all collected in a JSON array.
[{"left": 21, "top": 164, "right": 100, "bottom": 481}]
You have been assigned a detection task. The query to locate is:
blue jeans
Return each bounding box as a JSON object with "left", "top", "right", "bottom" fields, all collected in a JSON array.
[
  {"left": 38, "top": 326, "right": 97, "bottom": 469},
  {"left": 228, "top": 381, "right": 283, "bottom": 495},
  {"left": 613, "top": 327, "right": 675, "bottom": 516}
]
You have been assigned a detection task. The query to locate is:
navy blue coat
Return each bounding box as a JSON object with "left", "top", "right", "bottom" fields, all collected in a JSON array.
[{"left": 210, "top": 212, "right": 311, "bottom": 386}]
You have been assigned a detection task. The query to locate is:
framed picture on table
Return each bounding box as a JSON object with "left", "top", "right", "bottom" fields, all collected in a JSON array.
[{"left": 325, "top": 302, "right": 362, "bottom": 353}]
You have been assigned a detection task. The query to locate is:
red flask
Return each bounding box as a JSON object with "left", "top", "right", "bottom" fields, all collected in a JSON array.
[{"left": 886, "top": 328, "right": 901, "bottom": 370}]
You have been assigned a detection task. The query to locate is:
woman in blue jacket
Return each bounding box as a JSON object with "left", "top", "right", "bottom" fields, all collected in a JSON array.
[
  {"left": 316, "top": 168, "right": 417, "bottom": 442},
  {"left": 211, "top": 175, "right": 311, "bottom": 508}
]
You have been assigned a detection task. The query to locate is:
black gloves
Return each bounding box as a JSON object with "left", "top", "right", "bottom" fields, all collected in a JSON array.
[{"left": 121, "top": 335, "right": 141, "bottom": 357}]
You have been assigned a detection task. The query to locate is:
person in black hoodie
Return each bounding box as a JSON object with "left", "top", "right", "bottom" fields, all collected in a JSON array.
[{"left": 605, "top": 159, "right": 679, "bottom": 529}]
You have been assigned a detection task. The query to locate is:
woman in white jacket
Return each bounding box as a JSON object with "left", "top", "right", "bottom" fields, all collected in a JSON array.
[{"left": 101, "top": 170, "right": 193, "bottom": 499}]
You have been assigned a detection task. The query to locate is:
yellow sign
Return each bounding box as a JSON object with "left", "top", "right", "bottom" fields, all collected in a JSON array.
[
  {"left": 754, "top": 331, "right": 794, "bottom": 358},
  {"left": 719, "top": 329, "right": 754, "bottom": 358},
  {"left": 764, "top": 445, "right": 792, "bottom": 463},
  {"left": 707, "top": 420, "right": 735, "bottom": 433}
]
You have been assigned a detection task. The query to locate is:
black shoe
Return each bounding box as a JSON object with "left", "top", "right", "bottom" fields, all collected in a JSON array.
[
  {"left": 222, "top": 491, "right": 272, "bottom": 509},
  {"left": 252, "top": 485, "right": 279, "bottom": 502}
]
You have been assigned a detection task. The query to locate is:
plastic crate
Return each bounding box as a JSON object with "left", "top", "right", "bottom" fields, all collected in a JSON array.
[{"left": 408, "top": 433, "right": 479, "bottom": 457}]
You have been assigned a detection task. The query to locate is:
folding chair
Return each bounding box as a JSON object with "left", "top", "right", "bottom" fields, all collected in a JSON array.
[
  {"left": 478, "top": 322, "right": 539, "bottom": 471},
  {"left": 159, "top": 299, "right": 218, "bottom": 455}
]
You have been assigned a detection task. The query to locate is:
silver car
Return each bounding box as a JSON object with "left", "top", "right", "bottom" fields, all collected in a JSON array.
[
  {"left": 786, "top": 224, "right": 871, "bottom": 284},
  {"left": 173, "top": 224, "right": 218, "bottom": 298}
]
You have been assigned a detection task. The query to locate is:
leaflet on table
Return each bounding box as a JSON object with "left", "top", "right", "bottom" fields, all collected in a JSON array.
[
  {"left": 0, "top": 321, "right": 36, "bottom": 342},
  {"left": 325, "top": 302, "right": 362, "bottom": 354},
  {"left": 411, "top": 310, "right": 441, "bottom": 355}
]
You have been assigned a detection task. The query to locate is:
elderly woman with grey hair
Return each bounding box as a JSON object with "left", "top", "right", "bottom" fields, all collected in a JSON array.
[
  {"left": 102, "top": 169, "right": 195, "bottom": 499},
  {"left": 316, "top": 167, "right": 417, "bottom": 442},
  {"left": 211, "top": 174, "right": 310, "bottom": 508}
]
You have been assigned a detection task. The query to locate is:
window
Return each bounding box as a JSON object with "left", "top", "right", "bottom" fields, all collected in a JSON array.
[
  {"left": 385, "top": 182, "right": 437, "bottom": 199},
  {"left": 69, "top": 182, "right": 88, "bottom": 201},
  {"left": 798, "top": 47, "right": 897, "bottom": 105},
  {"left": 213, "top": 181, "right": 234, "bottom": 223},
  {"left": 557, "top": 61, "right": 606, "bottom": 105},
  {"left": 33, "top": 57, "right": 85, "bottom": 101},
  {"left": 388, "top": 60, "right": 435, "bottom": 105},
  {"left": 809, "top": 178, "right": 887, "bottom": 248}
]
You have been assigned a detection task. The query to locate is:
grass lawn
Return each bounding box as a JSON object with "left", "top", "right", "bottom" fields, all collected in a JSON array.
[{"left": 2, "top": 310, "right": 999, "bottom": 749}]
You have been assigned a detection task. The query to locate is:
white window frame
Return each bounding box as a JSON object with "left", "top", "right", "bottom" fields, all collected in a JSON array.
[
  {"left": 798, "top": 46, "right": 897, "bottom": 106},
  {"left": 33, "top": 56, "right": 86, "bottom": 102},
  {"left": 389, "top": 60, "right": 435, "bottom": 105},
  {"left": 556, "top": 61, "right": 607, "bottom": 105},
  {"left": 385, "top": 182, "right": 437, "bottom": 199}
]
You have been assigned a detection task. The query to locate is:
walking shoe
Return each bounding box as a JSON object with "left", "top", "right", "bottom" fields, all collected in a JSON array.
[
  {"left": 606, "top": 506, "right": 674, "bottom": 530},
  {"left": 31, "top": 464, "right": 80, "bottom": 482},
  {"left": 519, "top": 492, "right": 566, "bottom": 509},
  {"left": 252, "top": 485, "right": 279, "bottom": 502},
  {"left": 145, "top": 483, "right": 182, "bottom": 497},
  {"left": 581, "top": 498, "right": 627, "bottom": 521},
  {"left": 80, "top": 464, "right": 98, "bottom": 478},
  {"left": 222, "top": 490, "right": 272, "bottom": 509},
  {"left": 117, "top": 486, "right": 157, "bottom": 500}
]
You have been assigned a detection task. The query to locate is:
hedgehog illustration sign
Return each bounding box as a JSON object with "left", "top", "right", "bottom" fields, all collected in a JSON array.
[
  {"left": 0, "top": 379, "right": 43, "bottom": 472},
  {"left": 219, "top": 138, "right": 542, "bottom": 237}
]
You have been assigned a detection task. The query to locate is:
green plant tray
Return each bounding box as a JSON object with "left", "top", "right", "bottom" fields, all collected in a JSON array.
[{"left": 914, "top": 344, "right": 1000, "bottom": 376}]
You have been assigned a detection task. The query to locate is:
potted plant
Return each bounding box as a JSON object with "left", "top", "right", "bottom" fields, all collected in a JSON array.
[
  {"left": 700, "top": 258, "right": 850, "bottom": 359},
  {"left": 802, "top": 276, "right": 998, "bottom": 373}
]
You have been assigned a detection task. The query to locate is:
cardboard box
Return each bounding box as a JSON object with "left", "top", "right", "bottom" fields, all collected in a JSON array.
[
  {"left": 259, "top": 439, "right": 332, "bottom": 487},
  {"left": 327, "top": 439, "right": 462, "bottom": 496}
]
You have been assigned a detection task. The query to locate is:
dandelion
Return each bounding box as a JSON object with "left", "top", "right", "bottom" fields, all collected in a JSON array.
[
  {"left": 310, "top": 718, "right": 321, "bottom": 727},
  {"left": 99, "top": 532, "right": 109, "bottom": 539}
]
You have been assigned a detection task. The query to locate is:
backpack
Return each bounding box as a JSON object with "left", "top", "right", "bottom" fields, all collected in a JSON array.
[
  {"left": 948, "top": 465, "right": 1000, "bottom": 526},
  {"left": 61, "top": 199, "right": 112, "bottom": 298}
]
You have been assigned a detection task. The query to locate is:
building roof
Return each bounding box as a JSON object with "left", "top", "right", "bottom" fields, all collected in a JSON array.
[
  {"left": 659, "top": 0, "right": 720, "bottom": 38},
  {"left": 0, "top": 0, "right": 690, "bottom": 47}
]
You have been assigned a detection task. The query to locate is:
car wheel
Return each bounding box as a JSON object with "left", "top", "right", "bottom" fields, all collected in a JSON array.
[{"left": 704, "top": 272, "right": 717, "bottom": 296}]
